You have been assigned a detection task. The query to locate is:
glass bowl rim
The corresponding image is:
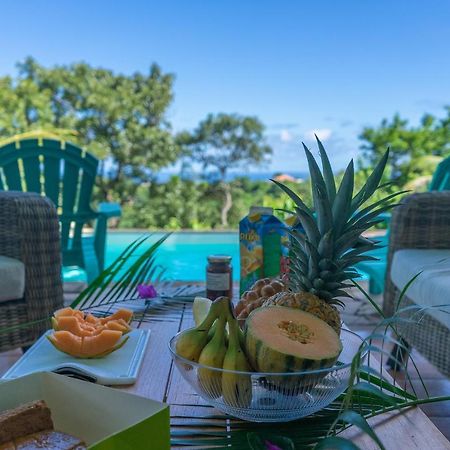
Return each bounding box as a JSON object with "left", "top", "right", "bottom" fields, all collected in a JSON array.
[{"left": 168, "top": 328, "right": 366, "bottom": 377}]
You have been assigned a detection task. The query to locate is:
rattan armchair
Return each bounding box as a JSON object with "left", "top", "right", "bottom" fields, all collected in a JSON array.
[
  {"left": 0, "top": 192, "right": 63, "bottom": 352},
  {"left": 383, "top": 191, "right": 450, "bottom": 376}
]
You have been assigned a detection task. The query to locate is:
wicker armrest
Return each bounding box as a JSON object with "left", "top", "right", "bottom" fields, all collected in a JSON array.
[
  {"left": 0, "top": 191, "right": 63, "bottom": 324},
  {"left": 383, "top": 191, "right": 450, "bottom": 317}
]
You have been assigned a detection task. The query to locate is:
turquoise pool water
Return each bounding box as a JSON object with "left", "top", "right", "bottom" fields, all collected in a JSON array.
[{"left": 106, "top": 232, "right": 240, "bottom": 282}]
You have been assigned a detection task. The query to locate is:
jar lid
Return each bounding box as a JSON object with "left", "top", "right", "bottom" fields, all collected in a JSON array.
[{"left": 207, "top": 254, "right": 232, "bottom": 263}]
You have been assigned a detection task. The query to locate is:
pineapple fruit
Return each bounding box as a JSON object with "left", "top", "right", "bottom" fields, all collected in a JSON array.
[
  {"left": 237, "top": 137, "right": 398, "bottom": 334},
  {"left": 235, "top": 277, "right": 286, "bottom": 319}
]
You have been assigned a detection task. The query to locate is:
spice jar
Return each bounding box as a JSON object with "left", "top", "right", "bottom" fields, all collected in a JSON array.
[{"left": 206, "top": 255, "right": 233, "bottom": 301}]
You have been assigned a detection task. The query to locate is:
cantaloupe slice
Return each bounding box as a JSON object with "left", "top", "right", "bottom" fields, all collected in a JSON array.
[
  {"left": 99, "top": 309, "right": 133, "bottom": 325},
  {"left": 85, "top": 313, "right": 100, "bottom": 325},
  {"left": 54, "top": 316, "right": 104, "bottom": 337},
  {"left": 106, "top": 319, "right": 132, "bottom": 334},
  {"left": 47, "top": 330, "right": 127, "bottom": 358},
  {"left": 54, "top": 307, "right": 77, "bottom": 318},
  {"left": 245, "top": 306, "right": 342, "bottom": 373},
  {"left": 48, "top": 331, "right": 82, "bottom": 356}
]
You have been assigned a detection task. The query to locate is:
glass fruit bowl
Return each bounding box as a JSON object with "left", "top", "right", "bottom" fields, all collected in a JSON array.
[{"left": 169, "top": 328, "right": 366, "bottom": 422}]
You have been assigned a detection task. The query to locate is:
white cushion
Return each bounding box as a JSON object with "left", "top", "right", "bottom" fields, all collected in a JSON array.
[
  {"left": 390, "top": 249, "right": 450, "bottom": 329},
  {"left": 0, "top": 255, "right": 25, "bottom": 302}
]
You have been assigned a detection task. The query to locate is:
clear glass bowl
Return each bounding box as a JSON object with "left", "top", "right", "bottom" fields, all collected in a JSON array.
[{"left": 169, "top": 329, "right": 365, "bottom": 422}]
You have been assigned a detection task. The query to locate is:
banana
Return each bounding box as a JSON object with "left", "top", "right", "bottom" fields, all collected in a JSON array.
[
  {"left": 221, "top": 309, "right": 253, "bottom": 408},
  {"left": 175, "top": 296, "right": 227, "bottom": 362},
  {"left": 197, "top": 315, "right": 227, "bottom": 398}
]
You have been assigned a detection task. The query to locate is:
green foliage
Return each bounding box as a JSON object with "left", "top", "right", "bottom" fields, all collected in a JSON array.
[
  {"left": 178, "top": 113, "right": 272, "bottom": 179},
  {"left": 177, "top": 113, "right": 272, "bottom": 227},
  {"left": 117, "top": 175, "right": 305, "bottom": 230},
  {"left": 0, "top": 57, "right": 180, "bottom": 202},
  {"left": 359, "top": 108, "right": 450, "bottom": 186}
]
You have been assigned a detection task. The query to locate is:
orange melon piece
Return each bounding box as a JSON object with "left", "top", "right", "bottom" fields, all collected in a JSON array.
[
  {"left": 85, "top": 313, "right": 100, "bottom": 325},
  {"left": 47, "top": 330, "right": 127, "bottom": 358},
  {"left": 73, "top": 310, "right": 85, "bottom": 320},
  {"left": 81, "top": 330, "right": 123, "bottom": 356},
  {"left": 48, "top": 331, "right": 83, "bottom": 356},
  {"left": 106, "top": 319, "right": 131, "bottom": 334},
  {"left": 54, "top": 316, "right": 95, "bottom": 337},
  {"left": 99, "top": 308, "right": 133, "bottom": 325},
  {"left": 54, "top": 307, "right": 76, "bottom": 318}
]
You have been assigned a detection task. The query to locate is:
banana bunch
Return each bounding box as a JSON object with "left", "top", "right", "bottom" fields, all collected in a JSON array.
[
  {"left": 221, "top": 315, "right": 253, "bottom": 408},
  {"left": 175, "top": 297, "right": 227, "bottom": 361},
  {"left": 175, "top": 296, "right": 253, "bottom": 408},
  {"left": 198, "top": 314, "right": 227, "bottom": 398}
]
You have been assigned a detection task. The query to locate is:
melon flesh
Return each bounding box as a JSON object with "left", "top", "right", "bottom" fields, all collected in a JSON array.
[
  {"left": 48, "top": 330, "right": 124, "bottom": 358},
  {"left": 49, "top": 307, "right": 133, "bottom": 358},
  {"left": 245, "top": 306, "right": 342, "bottom": 373},
  {"left": 99, "top": 309, "right": 133, "bottom": 324},
  {"left": 81, "top": 330, "right": 123, "bottom": 356},
  {"left": 54, "top": 316, "right": 103, "bottom": 337},
  {"left": 54, "top": 307, "right": 76, "bottom": 318}
]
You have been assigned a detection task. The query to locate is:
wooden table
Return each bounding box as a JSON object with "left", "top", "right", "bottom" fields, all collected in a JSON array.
[{"left": 119, "top": 296, "right": 450, "bottom": 449}]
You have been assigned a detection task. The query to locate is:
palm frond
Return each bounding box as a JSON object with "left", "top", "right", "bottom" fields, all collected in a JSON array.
[{"left": 71, "top": 233, "right": 170, "bottom": 310}]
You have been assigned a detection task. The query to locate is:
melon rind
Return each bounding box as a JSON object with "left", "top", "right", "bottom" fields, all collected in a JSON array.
[
  {"left": 46, "top": 333, "right": 128, "bottom": 359},
  {"left": 245, "top": 306, "right": 342, "bottom": 374}
]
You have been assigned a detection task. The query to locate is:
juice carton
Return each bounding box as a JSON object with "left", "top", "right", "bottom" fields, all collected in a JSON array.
[{"left": 239, "top": 206, "right": 289, "bottom": 294}]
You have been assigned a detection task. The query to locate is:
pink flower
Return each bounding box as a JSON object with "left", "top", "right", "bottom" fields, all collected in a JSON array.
[
  {"left": 137, "top": 284, "right": 157, "bottom": 299},
  {"left": 264, "top": 441, "right": 282, "bottom": 450}
]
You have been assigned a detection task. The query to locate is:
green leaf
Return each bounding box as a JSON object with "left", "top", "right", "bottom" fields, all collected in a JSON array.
[
  {"left": 315, "top": 436, "right": 362, "bottom": 449},
  {"left": 338, "top": 411, "right": 386, "bottom": 450},
  {"left": 316, "top": 135, "right": 336, "bottom": 203},
  {"left": 303, "top": 143, "right": 333, "bottom": 235},
  {"left": 352, "top": 382, "right": 399, "bottom": 407},
  {"left": 351, "top": 149, "right": 390, "bottom": 212},
  {"left": 332, "top": 160, "right": 354, "bottom": 233},
  {"left": 71, "top": 234, "right": 170, "bottom": 309},
  {"left": 294, "top": 207, "right": 321, "bottom": 247},
  {"left": 271, "top": 179, "right": 314, "bottom": 218}
]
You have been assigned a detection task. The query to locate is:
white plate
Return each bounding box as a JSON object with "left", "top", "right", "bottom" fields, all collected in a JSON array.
[{"left": 2, "top": 329, "right": 150, "bottom": 385}]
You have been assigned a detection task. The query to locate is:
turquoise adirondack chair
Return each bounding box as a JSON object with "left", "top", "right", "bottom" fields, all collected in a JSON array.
[
  {"left": 0, "top": 137, "right": 121, "bottom": 282},
  {"left": 356, "top": 156, "right": 450, "bottom": 294}
]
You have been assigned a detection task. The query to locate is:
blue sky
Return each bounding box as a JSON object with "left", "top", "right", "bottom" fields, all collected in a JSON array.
[{"left": 0, "top": 0, "right": 449, "bottom": 172}]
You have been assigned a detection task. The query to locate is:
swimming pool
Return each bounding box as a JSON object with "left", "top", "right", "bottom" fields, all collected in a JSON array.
[{"left": 106, "top": 231, "right": 240, "bottom": 282}]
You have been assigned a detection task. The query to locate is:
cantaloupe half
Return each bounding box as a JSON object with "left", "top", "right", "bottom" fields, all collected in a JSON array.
[
  {"left": 47, "top": 330, "right": 129, "bottom": 359},
  {"left": 245, "top": 306, "right": 342, "bottom": 373},
  {"left": 49, "top": 307, "right": 133, "bottom": 357}
]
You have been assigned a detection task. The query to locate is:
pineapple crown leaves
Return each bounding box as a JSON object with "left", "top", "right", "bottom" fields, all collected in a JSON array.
[{"left": 273, "top": 138, "right": 403, "bottom": 303}]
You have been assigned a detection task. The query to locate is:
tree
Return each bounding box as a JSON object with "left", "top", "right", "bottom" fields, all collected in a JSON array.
[
  {"left": 0, "top": 57, "right": 180, "bottom": 203},
  {"left": 359, "top": 108, "right": 450, "bottom": 185},
  {"left": 178, "top": 113, "right": 272, "bottom": 227}
]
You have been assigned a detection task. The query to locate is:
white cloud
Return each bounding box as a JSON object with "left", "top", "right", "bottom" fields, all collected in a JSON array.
[
  {"left": 305, "top": 128, "right": 332, "bottom": 142},
  {"left": 280, "top": 129, "right": 293, "bottom": 142}
]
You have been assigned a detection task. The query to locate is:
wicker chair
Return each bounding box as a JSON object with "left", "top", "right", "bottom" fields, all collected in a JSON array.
[
  {"left": 383, "top": 191, "right": 450, "bottom": 376},
  {"left": 0, "top": 192, "right": 63, "bottom": 352}
]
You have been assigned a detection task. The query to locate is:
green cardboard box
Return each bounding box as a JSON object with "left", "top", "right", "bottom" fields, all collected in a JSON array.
[{"left": 0, "top": 372, "right": 169, "bottom": 449}]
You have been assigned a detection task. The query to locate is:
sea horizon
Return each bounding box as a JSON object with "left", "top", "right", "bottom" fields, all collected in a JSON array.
[{"left": 155, "top": 170, "right": 308, "bottom": 183}]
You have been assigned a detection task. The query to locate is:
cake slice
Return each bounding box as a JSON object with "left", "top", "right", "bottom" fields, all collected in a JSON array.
[
  {"left": 14, "top": 430, "right": 86, "bottom": 449},
  {"left": 0, "top": 401, "right": 53, "bottom": 445}
]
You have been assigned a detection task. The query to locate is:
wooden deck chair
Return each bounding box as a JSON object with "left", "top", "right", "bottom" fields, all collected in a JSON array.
[{"left": 0, "top": 136, "right": 121, "bottom": 282}]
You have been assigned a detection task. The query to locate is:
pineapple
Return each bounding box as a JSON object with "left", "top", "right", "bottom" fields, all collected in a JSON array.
[{"left": 262, "top": 137, "right": 399, "bottom": 333}]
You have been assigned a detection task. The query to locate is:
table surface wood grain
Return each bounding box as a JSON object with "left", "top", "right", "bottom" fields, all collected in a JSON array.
[{"left": 117, "top": 297, "right": 450, "bottom": 449}]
